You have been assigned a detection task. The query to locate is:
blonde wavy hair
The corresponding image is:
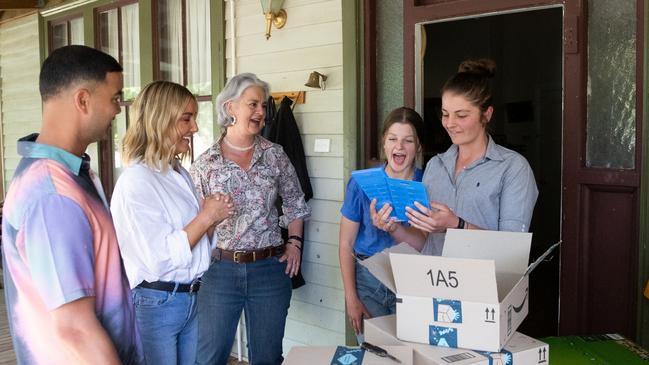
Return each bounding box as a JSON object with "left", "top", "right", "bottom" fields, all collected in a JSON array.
[{"left": 122, "top": 81, "right": 197, "bottom": 170}]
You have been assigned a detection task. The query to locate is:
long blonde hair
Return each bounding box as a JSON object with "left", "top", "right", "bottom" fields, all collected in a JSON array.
[{"left": 122, "top": 81, "right": 197, "bottom": 170}]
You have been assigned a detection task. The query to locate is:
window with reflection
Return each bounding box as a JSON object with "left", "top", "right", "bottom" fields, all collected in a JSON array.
[
  {"left": 96, "top": 1, "right": 140, "bottom": 193},
  {"left": 156, "top": 0, "right": 214, "bottom": 164},
  {"left": 49, "top": 15, "right": 84, "bottom": 52},
  {"left": 98, "top": 1, "right": 141, "bottom": 101}
]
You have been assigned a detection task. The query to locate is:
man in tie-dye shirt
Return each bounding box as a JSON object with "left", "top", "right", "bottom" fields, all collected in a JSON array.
[{"left": 2, "top": 46, "right": 143, "bottom": 364}]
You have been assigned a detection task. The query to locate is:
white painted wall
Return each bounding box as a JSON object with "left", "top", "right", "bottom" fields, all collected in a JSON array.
[
  {"left": 224, "top": 0, "right": 346, "bottom": 355},
  {"left": 0, "top": 13, "right": 42, "bottom": 191}
]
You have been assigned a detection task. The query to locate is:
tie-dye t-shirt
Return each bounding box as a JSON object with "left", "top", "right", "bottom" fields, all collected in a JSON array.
[{"left": 2, "top": 135, "right": 143, "bottom": 364}]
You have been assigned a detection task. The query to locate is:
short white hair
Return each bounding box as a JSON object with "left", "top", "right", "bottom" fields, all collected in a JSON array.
[{"left": 215, "top": 73, "right": 270, "bottom": 127}]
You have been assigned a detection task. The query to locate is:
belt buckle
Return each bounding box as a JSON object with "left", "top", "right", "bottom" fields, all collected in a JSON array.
[
  {"left": 233, "top": 250, "right": 246, "bottom": 263},
  {"left": 189, "top": 279, "right": 201, "bottom": 293}
]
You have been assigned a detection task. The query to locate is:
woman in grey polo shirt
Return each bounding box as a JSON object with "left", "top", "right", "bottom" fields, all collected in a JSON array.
[{"left": 372, "top": 59, "right": 538, "bottom": 255}]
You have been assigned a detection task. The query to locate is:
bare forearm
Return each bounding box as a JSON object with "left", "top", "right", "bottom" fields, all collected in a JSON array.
[
  {"left": 287, "top": 219, "right": 304, "bottom": 239},
  {"left": 184, "top": 214, "right": 213, "bottom": 249},
  {"left": 52, "top": 297, "right": 121, "bottom": 365},
  {"left": 339, "top": 240, "right": 359, "bottom": 300},
  {"left": 339, "top": 217, "right": 361, "bottom": 300},
  {"left": 58, "top": 326, "right": 121, "bottom": 365},
  {"left": 391, "top": 224, "right": 427, "bottom": 251}
]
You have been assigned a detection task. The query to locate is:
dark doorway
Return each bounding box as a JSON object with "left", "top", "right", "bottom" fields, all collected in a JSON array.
[{"left": 419, "top": 7, "right": 563, "bottom": 337}]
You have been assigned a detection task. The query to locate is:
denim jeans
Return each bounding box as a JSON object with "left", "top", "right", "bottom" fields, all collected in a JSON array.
[
  {"left": 196, "top": 256, "right": 292, "bottom": 365},
  {"left": 132, "top": 286, "right": 198, "bottom": 365},
  {"left": 355, "top": 260, "right": 396, "bottom": 344}
]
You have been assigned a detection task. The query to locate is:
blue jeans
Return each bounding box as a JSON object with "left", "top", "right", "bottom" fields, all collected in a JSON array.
[
  {"left": 196, "top": 256, "right": 292, "bottom": 365},
  {"left": 132, "top": 286, "right": 198, "bottom": 365},
  {"left": 355, "top": 260, "right": 396, "bottom": 343}
]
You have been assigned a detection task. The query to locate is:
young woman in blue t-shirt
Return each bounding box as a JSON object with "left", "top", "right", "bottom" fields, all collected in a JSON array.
[{"left": 339, "top": 107, "right": 425, "bottom": 339}]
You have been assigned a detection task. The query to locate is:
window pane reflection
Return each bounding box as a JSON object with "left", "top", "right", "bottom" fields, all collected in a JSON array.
[
  {"left": 98, "top": 9, "right": 118, "bottom": 59},
  {"left": 113, "top": 106, "right": 128, "bottom": 183},
  {"left": 193, "top": 101, "right": 215, "bottom": 158},
  {"left": 122, "top": 3, "right": 141, "bottom": 100},
  {"left": 186, "top": 0, "right": 211, "bottom": 95},
  {"left": 86, "top": 142, "right": 100, "bottom": 172},
  {"left": 586, "top": 0, "right": 636, "bottom": 168},
  {"left": 158, "top": 0, "right": 183, "bottom": 84},
  {"left": 70, "top": 18, "right": 84, "bottom": 45},
  {"left": 51, "top": 23, "right": 68, "bottom": 50}
]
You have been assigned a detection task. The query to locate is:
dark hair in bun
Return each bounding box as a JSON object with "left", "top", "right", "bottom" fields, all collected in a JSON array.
[{"left": 442, "top": 58, "right": 496, "bottom": 111}]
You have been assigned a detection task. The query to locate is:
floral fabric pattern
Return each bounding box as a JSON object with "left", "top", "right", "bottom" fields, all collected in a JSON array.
[{"left": 190, "top": 135, "right": 310, "bottom": 250}]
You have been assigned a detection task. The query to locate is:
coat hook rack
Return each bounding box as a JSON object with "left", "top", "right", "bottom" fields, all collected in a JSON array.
[{"left": 270, "top": 91, "right": 305, "bottom": 105}]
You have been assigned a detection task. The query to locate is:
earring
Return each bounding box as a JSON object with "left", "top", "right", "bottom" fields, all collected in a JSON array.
[{"left": 231, "top": 116, "right": 237, "bottom": 126}]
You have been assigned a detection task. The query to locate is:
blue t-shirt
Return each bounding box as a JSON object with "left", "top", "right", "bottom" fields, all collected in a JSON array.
[{"left": 340, "top": 166, "right": 423, "bottom": 256}]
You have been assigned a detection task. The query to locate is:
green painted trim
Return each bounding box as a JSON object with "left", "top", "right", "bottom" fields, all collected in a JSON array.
[
  {"left": 38, "top": 13, "right": 47, "bottom": 64},
  {"left": 210, "top": 0, "right": 225, "bottom": 138},
  {"left": 138, "top": 0, "right": 154, "bottom": 85},
  {"left": 342, "top": 0, "right": 361, "bottom": 346},
  {"left": 637, "top": 0, "right": 649, "bottom": 349},
  {"left": 82, "top": 6, "right": 94, "bottom": 47}
]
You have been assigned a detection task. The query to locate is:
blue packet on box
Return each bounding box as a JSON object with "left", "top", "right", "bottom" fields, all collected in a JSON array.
[
  {"left": 330, "top": 346, "right": 364, "bottom": 365},
  {"left": 351, "top": 168, "right": 430, "bottom": 221}
]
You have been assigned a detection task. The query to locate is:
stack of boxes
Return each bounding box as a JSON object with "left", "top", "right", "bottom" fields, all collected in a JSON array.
[{"left": 361, "top": 229, "right": 553, "bottom": 365}]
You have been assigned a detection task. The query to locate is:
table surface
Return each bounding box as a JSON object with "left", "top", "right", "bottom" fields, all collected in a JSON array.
[{"left": 542, "top": 335, "right": 649, "bottom": 365}]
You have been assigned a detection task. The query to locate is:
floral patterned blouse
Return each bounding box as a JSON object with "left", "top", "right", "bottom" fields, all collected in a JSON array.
[{"left": 190, "top": 135, "right": 311, "bottom": 250}]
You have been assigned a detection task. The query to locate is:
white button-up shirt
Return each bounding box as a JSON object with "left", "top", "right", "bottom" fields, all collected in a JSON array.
[{"left": 111, "top": 161, "right": 213, "bottom": 289}]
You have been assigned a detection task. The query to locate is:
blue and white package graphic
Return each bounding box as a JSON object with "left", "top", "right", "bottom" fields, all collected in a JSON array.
[
  {"left": 433, "top": 298, "right": 463, "bottom": 323},
  {"left": 476, "top": 349, "right": 513, "bottom": 365},
  {"left": 330, "top": 347, "right": 364, "bottom": 365},
  {"left": 429, "top": 325, "right": 458, "bottom": 348}
]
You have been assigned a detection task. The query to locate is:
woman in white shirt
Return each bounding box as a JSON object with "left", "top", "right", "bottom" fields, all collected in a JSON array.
[{"left": 111, "top": 81, "right": 234, "bottom": 365}]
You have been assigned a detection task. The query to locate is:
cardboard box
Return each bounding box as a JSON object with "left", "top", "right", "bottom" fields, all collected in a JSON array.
[
  {"left": 361, "top": 229, "right": 545, "bottom": 352},
  {"left": 365, "top": 314, "right": 550, "bottom": 365},
  {"left": 283, "top": 345, "right": 413, "bottom": 365}
]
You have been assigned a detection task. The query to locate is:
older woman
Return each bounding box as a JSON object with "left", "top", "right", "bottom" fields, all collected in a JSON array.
[
  {"left": 191, "top": 73, "right": 310, "bottom": 365},
  {"left": 111, "top": 81, "right": 234, "bottom": 365}
]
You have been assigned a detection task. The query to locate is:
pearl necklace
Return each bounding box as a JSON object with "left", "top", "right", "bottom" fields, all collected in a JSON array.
[{"left": 223, "top": 136, "right": 255, "bottom": 152}]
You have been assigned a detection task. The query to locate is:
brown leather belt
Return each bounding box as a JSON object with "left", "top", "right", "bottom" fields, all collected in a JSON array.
[{"left": 212, "top": 244, "right": 286, "bottom": 264}]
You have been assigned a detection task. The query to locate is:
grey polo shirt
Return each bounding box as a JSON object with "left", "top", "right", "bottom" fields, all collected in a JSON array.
[{"left": 421, "top": 135, "right": 538, "bottom": 255}]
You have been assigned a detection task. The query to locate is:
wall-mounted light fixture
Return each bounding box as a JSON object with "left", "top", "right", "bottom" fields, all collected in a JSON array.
[
  {"left": 260, "top": 0, "right": 287, "bottom": 40},
  {"left": 305, "top": 71, "right": 327, "bottom": 90}
]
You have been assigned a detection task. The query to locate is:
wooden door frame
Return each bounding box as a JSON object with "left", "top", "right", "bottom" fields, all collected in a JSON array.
[{"left": 398, "top": 0, "right": 645, "bottom": 338}]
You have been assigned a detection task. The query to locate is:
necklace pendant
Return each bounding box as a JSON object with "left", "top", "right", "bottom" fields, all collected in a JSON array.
[{"left": 224, "top": 137, "right": 255, "bottom": 152}]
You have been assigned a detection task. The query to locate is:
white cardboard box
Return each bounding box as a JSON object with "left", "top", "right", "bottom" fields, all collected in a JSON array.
[
  {"left": 283, "top": 345, "right": 413, "bottom": 365},
  {"left": 365, "top": 314, "right": 550, "bottom": 365},
  {"left": 361, "top": 229, "right": 541, "bottom": 352}
]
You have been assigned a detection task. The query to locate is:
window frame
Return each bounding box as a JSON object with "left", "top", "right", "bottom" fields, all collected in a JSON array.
[
  {"left": 152, "top": 0, "right": 214, "bottom": 163},
  {"left": 47, "top": 13, "right": 83, "bottom": 53},
  {"left": 93, "top": 0, "right": 139, "bottom": 199}
]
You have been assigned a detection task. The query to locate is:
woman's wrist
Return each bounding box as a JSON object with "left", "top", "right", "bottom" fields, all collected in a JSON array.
[
  {"left": 287, "top": 235, "right": 303, "bottom": 248},
  {"left": 287, "top": 238, "right": 302, "bottom": 250},
  {"left": 456, "top": 216, "right": 466, "bottom": 229},
  {"left": 287, "top": 242, "right": 301, "bottom": 250}
]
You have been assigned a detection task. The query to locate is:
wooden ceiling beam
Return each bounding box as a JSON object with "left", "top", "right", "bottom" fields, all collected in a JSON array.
[{"left": 0, "top": 0, "right": 44, "bottom": 9}]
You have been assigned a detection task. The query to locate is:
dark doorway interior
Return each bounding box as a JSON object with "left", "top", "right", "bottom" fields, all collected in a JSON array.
[{"left": 421, "top": 7, "right": 563, "bottom": 337}]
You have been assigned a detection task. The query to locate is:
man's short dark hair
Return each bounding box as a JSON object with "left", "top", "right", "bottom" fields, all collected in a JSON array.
[{"left": 39, "top": 45, "right": 123, "bottom": 101}]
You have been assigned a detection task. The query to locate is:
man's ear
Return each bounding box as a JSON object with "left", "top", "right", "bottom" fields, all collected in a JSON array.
[{"left": 73, "top": 88, "right": 91, "bottom": 114}]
